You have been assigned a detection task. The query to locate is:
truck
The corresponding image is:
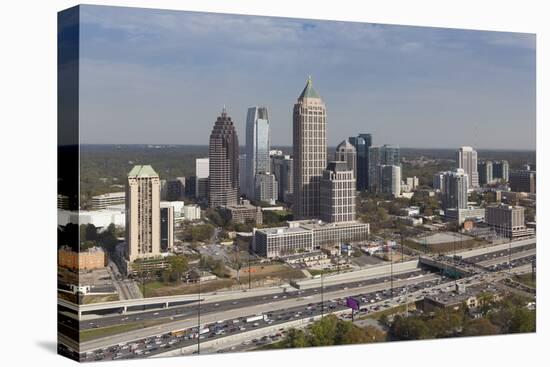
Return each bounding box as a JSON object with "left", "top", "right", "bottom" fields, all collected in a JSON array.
[
  {"left": 199, "top": 327, "right": 210, "bottom": 335},
  {"left": 245, "top": 315, "right": 264, "bottom": 323}
]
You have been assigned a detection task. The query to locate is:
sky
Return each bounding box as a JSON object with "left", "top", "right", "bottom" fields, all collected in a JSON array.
[{"left": 77, "top": 5, "right": 536, "bottom": 150}]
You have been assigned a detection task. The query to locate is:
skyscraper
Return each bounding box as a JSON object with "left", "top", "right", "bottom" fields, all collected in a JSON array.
[
  {"left": 254, "top": 172, "right": 278, "bottom": 204},
  {"left": 349, "top": 133, "right": 372, "bottom": 191},
  {"left": 208, "top": 108, "right": 239, "bottom": 208},
  {"left": 335, "top": 139, "right": 357, "bottom": 179},
  {"left": 378, "top": 165, "right": 401, "bottom": 198},
  {"left": 493, "top": 160, "right": 510, "bottom": 182},
  {"left": 293, "top": 76, "right": 327, "bottom": 219},
  {"left": 245, "top": 106, "right": 271, "bottom": 198},
  {"left": 368, "top": 144, "right": 400, "bottom": 192},
  {"left": 320, "top": 161, "right": 356, "bottom": 223},
  {"left": 456, "top": 146, "right": 479, "bottom": 188},
  {"left": 271, "top": 153, "right": 294, "bottom": 203},
  {"left": 478, "top": 160, "right": 493, "bottom": 186},
  {"left": 195, "top": 158, "right": 209, "bottom": 201},
  {"left": 125, "top": 165, "right": 161, "bottom": 263},
  {"left": 441, "top": 169, "right": 469, "bottom": 209}
]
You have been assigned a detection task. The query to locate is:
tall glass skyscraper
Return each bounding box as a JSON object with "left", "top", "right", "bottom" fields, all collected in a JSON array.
[
  {"left": 293, "top": 76, "right": 327, "bottom": 219},
  {"left": 368, "top": 144, "right": 400, "bottom": 192},
  {"left": 245, "top": 106, "right": 270, "bottom": 198},
  {"left": 349, "top": 133, "right": 372, "bottom": 191}
]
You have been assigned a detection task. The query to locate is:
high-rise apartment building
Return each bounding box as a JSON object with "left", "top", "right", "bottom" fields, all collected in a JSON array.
[
  {"left": 208, "top": 108, "right": 239, "bottom": 207},
  {"left": 486, "top": 204, "right": 533, "bottom": 239},
  {"left": 125, "top": 165, "right": 161, "bottom": 263},
  {"left": 335, "top": 139, "right": 357, "bottom": 179},
  {"left": 271, "top": 153, "right": 294, "bottom": 203},
  {"left": 478, "top": 161, "right": 493, "bottom": 186},
  {"left": 245, "top": 106, "right": 271, "bottom": 198},
  {"left": 320, "top": 161, "right": 356, "bottom": 223},
  {"left": 293, "top": 76, "right": 327, "bottom": 219},
  {"left": 456, "top": 146, "right": 479, "bottom": 188},
  {"left": 349, "top": 134, "right": 372, "bottom": 191},
  {"left": 493, "top": 160, "right": 510, "bottom": 182}
]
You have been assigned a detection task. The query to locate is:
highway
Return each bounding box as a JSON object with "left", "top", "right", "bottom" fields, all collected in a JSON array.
[{"left": 57, "top": 238, "right": 536, "bottom": 361}]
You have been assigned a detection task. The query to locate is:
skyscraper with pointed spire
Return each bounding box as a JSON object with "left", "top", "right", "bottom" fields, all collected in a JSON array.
[
  {"left": 208, "top": 107, "right": 239, "bottom": 208},
  {"left": 293, "top": 76, "right": 327, "bottom": 219}
]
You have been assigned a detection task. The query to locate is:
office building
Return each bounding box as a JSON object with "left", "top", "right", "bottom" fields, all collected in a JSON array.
[
  {"left": 185, "top": 176, "right": 196, "bottom": 198},
  {"left": 253, "top": 219, "right": 369, "bottom": 258},
  {"left": 160, "top": 202, "right": 174, "bottom": 252},
  {"left": 293, "top": 76, "right": 327, "bottom": 219},
  {"left": 441, "top": 169, "right": 469, "bottom": 209},
  {"left": 509, "top": 170, "right": 536, "bottom": 193},
  {"left": 239, "top": 154, "right": 247, "bottom": 196},
  {"left": 254, "top": 172, "right": 278, "bottom": 204},
  {"left": 125, "top": 165, "right": 161, "bottom": 263},
  {"left": 271, "top": 154, "right": 294, "bottom": 203},
  {"left": 433, "top": 172, "right": 445, "bottom": 191},
  {"left": 478, "top": 161, "right": 493, "bottom": 186},
  {"left": 335, "top": 139, "right": 357, "bottom": 179},
  {"left": 493, "top": 160, "right": 510, "bottom": 182},
  {"left": 456, "top": 146, "right": 479, "bottom": 188},
  {"left": 349, "top": 134, "right": 372, "bottom": 191},
  {"left": 368, "top": 144, "right": 400, "bottom": 192},
  {"left": 320, "top": 161, "right": 356, "bottom": 223},
  {"left": 182, "top": 204, "right": 201, "bottom": 221},
  {"left": 486, "top": 204, "right": 534, "bottom": 239},
  {"left": 165, "top": 177, "right": 186, "bottom": 201},
  {"left": 195, "top": 158, "right": 210, "bottom": 200},
  {"left": 378, "top": 165, "right": 401, "bottom": 198},
  {"left": 91, "top": 192, "right": 125, "bottom": 210},
  {"left": 208, "top": 108, "right": 239, "bottom": 207},
  {"left": 221, "top": 199, "right": 263, "bottom": 225},
  {"left": 245, "top": 106, "right": 271, "bottom": 198}
]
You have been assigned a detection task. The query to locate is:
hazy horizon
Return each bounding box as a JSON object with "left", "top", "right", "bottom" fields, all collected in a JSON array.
[{"left": 78, "top": 5, "right": 536, "bottom": 150}]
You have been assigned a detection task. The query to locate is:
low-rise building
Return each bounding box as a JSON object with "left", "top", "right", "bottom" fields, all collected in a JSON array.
[
  {"left": 423, "top": 283, "right": 502, "bottom": 313},
  {"left": 444, "top": 207, "right": 485, "bottom": 225},
  {"left": 182, "top": 204, "right": 201, "bottom": 221},
  {"left": 396, "top": 216, "right": 423, "bottom": 227},
  {"left": 221, "top": 199, "right": 263, "bottom": 225},
  {"left": 58, "top": 246, "right": 107, "bottom": 270},
  {"left": 91, "top": 192, "right": 126, "bottom": 210},
  {"left": 253, "top": 219, "right": 369, "bottom": 258}
]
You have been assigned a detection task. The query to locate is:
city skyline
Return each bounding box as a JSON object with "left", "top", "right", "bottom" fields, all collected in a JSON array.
[{"left": 78, "top": 5, "right": 535, "bottom": 150}]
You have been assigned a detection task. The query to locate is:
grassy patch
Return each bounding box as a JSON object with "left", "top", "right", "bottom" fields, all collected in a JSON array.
[
  {"left": 80, "top": 319, "right": 171, "bottom": 342},
  {"left": 82, "top": 294, "right": 119, "bottom": 304},
  {"left": 140, "top": 279, "right": 236, "bottom": 297},
  {"left": 514, "top": 273, "right": 536, "bottom": 288}
]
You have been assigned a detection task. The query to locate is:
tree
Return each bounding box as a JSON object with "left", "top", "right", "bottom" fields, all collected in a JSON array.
[
  {"left": 462, "top": 318, "right": 499, "bottom": 336},
  {"left": 167, "top": 255, "right": 188, "bottom": 282},
  {"left": 284, "top": 328, "right": 307, "bottom": 348}
]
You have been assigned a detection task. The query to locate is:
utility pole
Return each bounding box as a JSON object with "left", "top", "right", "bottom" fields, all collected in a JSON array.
[
  {"left": 400, "top": 231, "right": 404, "bottom": 263},
  {"left": 197, "top": 271, "right": 201, "bottom": 354},
  {"left": 390, "top": 242, "right": 393, "bottom": 298},
  {"left": 248, "top": 252, "right": 251, "bottom": 290}
]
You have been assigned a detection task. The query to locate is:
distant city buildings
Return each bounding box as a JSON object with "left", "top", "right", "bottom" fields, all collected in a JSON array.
[
  {"left": 208, "top": 108, "right": 239, "bottom": 208},
  {"left": 509, "top": 169, "right": 536, "bottom": 193},
  {"left": 320, "top": 161, "right": 356, "bottom": 223},
  {"left": 406, "top": 176, "right": 419, "bottom": 191},
  {"left": 125, "top": 165, "right": 161, "bottom": 263},
  {"left": 91, "top": 192, "right": 125, "bottom": 210},
  {"left": 293, "top": 77, "right": 327, "bottom": 219},
  {"left": 271, "top": 153, "right": 293, "bottom": 203},
  {"left": 492, "top": 160, "right": 509, "bottom": 182},
  {"left": 335, "top": 139, "right": 357, "bottom": 179},
  {"left": 245, "top": 106, "right": 272, "bottom": 199},
  {"left": 456, "top": 146, "right": 479, "bottom": 188},
  {"left": 478, "top": 161, "right": 493, "bottom": 186},
  {"left": 348, "top": 133, "right": 372, "bottom": 191}
]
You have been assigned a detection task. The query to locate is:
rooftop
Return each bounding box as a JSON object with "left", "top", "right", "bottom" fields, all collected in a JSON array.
[
  {"left": 298, "top": 76, "right": 321, "bottom": 100},
  {"left": 128, "top": 165, "right": 159, "bottom": 178}
]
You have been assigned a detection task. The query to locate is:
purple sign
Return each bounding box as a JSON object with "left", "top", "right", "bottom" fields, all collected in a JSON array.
[{"left": 346, "top": 297, "right": 360, "bottom": 311}]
